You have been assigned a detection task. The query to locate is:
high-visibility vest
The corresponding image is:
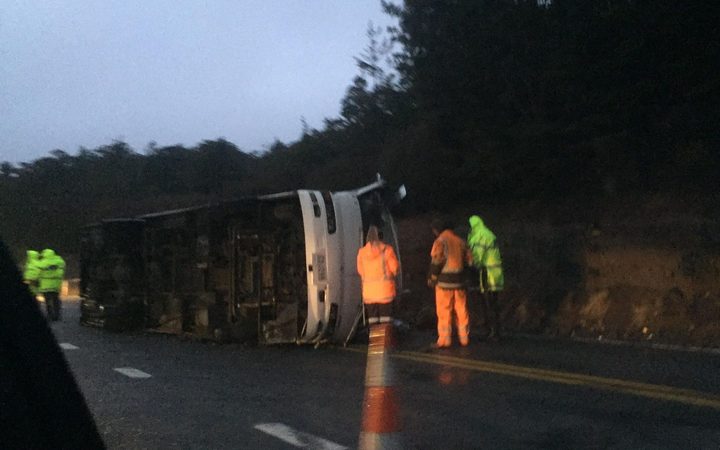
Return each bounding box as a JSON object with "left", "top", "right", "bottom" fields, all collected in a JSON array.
[
  {"left": 38, "top": 251, "right": 66, "bottom": 293},
  {"left": 468, "top": 223, "right": 502, "bottom": 268},
  {"left": 430, "top": 230, "right": 470, "bottom": 289},
  {"left": 23, "top": 251, "right": 41, "bottom": 281},
  {"left": 357, "top": 242, "right": 399, "bottom": 304},
  {"left": 468, "top": 217, "right": 504, "bottom": 292}
]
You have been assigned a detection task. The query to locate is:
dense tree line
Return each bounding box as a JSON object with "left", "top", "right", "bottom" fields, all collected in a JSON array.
[
  {"left": 383, "top": 0, "right": 720, "bottom": 205},
  {"left": 2, "top": 0, "right": 718, "bottom": 255},
  {"left": 0, "top": 139, "right": 258, "bottom": 254}
]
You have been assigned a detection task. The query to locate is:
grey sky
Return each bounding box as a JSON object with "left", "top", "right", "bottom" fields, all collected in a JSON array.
[{"left": 0, "top": 1, "right": 396, "bottom": 164}]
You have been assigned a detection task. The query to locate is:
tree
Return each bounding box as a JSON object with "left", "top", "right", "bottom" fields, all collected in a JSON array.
[{"left": 1, "top": 162, "right": 15, "bottom": 178}]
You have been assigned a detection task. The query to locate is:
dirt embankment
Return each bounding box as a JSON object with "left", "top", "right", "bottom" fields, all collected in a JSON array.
[{"left": 395, "top": 195, "right": 720, "bottom": 347}]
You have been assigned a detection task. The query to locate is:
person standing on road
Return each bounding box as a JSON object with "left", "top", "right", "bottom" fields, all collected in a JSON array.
[
  {"left": 356, "top": 226, "right": 403, "bottom": 449},
  {"left": 37, "top": 248, "right": 65, "bottom": 321},
  {"left": 428, "top": 218, "right": 472, "bottom": 347},
  {"left": 468, "top": 215, "right": 504, "bottom": 340},
  {"left": 357, "top": 225, "right": 400, "bottom": 325},
  {"left": 23, "top": 250, "right": 41, "bottom": 298}
]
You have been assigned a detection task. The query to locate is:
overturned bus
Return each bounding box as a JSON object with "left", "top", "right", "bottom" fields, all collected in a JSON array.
[{"left": 80, "top": 176, "right": 405, "bottom": 345}]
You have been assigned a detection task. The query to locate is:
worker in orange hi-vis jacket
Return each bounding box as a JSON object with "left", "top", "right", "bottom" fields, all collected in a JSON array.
[
  {"left": 357, "top": 225, "right": 400, "bottom": 325},
  {"left": 428, "top": 218, "right": 472, "bottom": 347}
]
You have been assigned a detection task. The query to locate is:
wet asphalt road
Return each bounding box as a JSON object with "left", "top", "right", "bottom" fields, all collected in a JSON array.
[{"left": 50, "top": 298, "right": 720, "bottom": 449}]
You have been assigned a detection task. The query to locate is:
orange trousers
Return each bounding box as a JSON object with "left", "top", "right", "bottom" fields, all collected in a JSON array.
[{"left": 435, "top": 287, "right": 469, "bottom": 347}]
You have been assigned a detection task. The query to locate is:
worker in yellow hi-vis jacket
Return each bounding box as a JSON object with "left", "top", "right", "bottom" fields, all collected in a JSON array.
[
  {"left": 468, "top": 215, "right": 504, "bottom": 340},
  {"left": 37, "top": 248, "right": 65, "bottom": 321},
  {"left": 23, "top": 250, "right": 41, "bottom": 297}
]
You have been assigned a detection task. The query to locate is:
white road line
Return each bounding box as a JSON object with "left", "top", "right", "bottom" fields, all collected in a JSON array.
[
  {"left": 113, "top": 367, "right": 152, "bottom": 379},
  {"left": 254, "top": 423, "right": 348, "bottom": 450},
  {"left": 59, "top": 343, "right": 79, "bottom": 350}
]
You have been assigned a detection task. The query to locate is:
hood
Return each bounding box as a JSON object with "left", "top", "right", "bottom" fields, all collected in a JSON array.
[
  {"left": 364, "top": 241, "right": 386, "bottom": 257},
  {"left": 41, "top": 248, "right": 56, "bottom": 259},
  {"left": 363, "top": 225, "right": 385, "bottom": 256},
  {"left": 366, "top": 225, "right": 380, "bottom": 245},
  {"left": 469, "top": 215, "right": 485, "bottom": 229}
]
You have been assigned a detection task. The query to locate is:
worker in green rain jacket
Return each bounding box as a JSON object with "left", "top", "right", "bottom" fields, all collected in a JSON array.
[
  {"left": 23, "top": 250, "right": 42, "bottom": 296},
  {"left": 38, "top": 248, "right": 65, "bottom": 321},
  {"left": 468, "top": 215, "right": 504, "bottom": 340}
]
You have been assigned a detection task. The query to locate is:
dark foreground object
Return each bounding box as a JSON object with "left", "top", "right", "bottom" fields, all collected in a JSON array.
[{"left": 0, "top": 238, "right": 104, "bottom": 449}]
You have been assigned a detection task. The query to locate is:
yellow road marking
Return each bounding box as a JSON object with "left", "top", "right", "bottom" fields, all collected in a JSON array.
[{"left": 342, "top": 346, "right": 720, "bottom": 410}]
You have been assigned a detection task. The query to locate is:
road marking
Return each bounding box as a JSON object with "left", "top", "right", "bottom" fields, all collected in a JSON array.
[
  {"left": 515, "top": 332, "right": 720, "bottom": 355},
  {"left": 113, "top": 367, "right": 152, "bottom": 379},
  {"left": 343, "top": 346, "right": 720, "bottom": 410},
  {"left": 254, "top": 423, "right": 347, "bottom": 449},
  {"left": 59, "top": 343, "right": 79, "bottom": 350}
]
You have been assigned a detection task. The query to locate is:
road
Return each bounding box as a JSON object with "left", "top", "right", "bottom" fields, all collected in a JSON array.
[{"left": 51, "top": 298, "right": 720, "bottom": 449}]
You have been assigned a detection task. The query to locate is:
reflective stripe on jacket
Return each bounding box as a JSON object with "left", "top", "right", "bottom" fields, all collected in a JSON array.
[
  {"left": 357, "top": 242, "right": 399, "bottom": 304},
  {"left": 430, "top": 230, "right": 471, "bottom": 289}
]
